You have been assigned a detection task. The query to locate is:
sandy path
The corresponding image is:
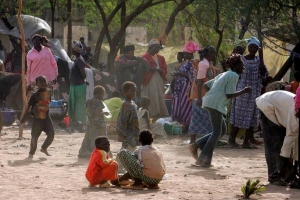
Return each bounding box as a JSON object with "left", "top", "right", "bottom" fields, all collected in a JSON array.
[{"left": 0, "top": 126, "right": 299, "bottom": 200}]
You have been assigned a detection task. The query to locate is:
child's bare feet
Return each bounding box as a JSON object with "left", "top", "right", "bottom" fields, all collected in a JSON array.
[
  {"left": 28, "top": 154, "right": 33, "bottom": 159},
  {"left": 40, "top": 149, "right": 51, "bottom": 156}
]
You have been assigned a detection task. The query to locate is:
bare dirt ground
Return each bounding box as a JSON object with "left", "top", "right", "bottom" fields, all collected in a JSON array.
[{"left": 1, "top": 125, "right": 299, "bottom": 200}]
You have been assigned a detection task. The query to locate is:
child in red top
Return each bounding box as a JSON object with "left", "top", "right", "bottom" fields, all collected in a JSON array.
[
  {"left": 85, "top": 136, "right": 132, "bottom": 187},
  {"left": 85, "top": 136, "right": 118, "bottom": 187}
]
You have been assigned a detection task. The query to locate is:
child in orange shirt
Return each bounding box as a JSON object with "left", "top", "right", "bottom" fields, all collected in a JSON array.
[
  {"left": 85, "top": 136, "right": 118, "bottom": 187},
  {"left": 85, "top": 136, "right": 132, "bottom": 188}
]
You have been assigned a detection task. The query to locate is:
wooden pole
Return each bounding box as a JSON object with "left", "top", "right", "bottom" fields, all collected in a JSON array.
[
  {"left": 17, "top": 0, "right": 26, "bottom": 139},
  {"left": 67, "top": 0, "right": 72, "bottom": 56}
]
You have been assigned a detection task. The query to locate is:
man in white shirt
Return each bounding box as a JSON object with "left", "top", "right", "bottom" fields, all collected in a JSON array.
[{"left": 256, "top": 90, "right": 298, "bottom": 185}]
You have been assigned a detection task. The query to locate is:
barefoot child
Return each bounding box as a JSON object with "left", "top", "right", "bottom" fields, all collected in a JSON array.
[
  {"left": 85, "top": 136, "right": 119, "bottom": 187},
  {"left": 117, "top": 130, "right": 166, "bottom": 190},
  {"left": 137, "top": 96, "right": 167, "bottom": 138},
  {"left": 116, "top": 81, "right": 140, "bottom": 173},
  {"left": 189, "top": 54, "right": 252, "bottom": 167},
  {"left": 20, "top": 76, "right": 54, "bottom": 158},
  {"left": 78, "top": 85, "right": 110, "bottom": 158}
]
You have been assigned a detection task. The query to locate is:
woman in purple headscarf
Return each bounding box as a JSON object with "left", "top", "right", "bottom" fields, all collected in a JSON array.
[{"left": 171, "top": 41, "right": 200, "bottom": 130}]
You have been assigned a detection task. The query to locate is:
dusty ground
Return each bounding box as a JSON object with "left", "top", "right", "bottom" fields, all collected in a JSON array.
[{"left": 0, "top": 125, "right": 299, "bottom": 200}]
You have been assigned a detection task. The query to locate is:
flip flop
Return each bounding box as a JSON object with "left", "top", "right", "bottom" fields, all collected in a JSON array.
[
  {"left": 121, "top": 185, "right": 144, "bottom": 190},
  {"left": 242, "top": 144, "right": 258, "bottom": 149},
  {"left": 99, "top": 182, "right": 115, "bottom": 188},
  {"left": 188, "top": 143, "right": 198, "bottom": 160},
  {"left": 118, "top": 180, "right": 134, "bottom": 186}
]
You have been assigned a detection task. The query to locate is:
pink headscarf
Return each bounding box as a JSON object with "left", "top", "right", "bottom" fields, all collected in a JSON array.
[{"left": 183, "top": 41, "right": 200, "bottom": 53}]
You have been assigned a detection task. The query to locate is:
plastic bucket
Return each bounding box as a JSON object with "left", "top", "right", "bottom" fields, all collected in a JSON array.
[{"left": 1, "top": 108, "right": 16, "bottom": 126}]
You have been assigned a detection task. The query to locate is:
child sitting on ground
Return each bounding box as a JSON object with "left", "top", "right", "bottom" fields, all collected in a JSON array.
[
  {"left": 137, "top": 96, "right": 167, "bottom": 138},
  {"left": 116, "top": 81, "right": 140, "bottom": 173},
  {"left": 20, "top": 76, "right": 54, "bottom": 158},
  {"left": 78, "top": 85, "right": 109, "bottom": 158},
  {"left": 85, "top": 136, "right": 118, "bottom": 188},
  {"left": 85, "top": 136, "right": 133, "bottom": 188},
  {"left": 117, "top": 130, "right": 166, "bottom": 190}
]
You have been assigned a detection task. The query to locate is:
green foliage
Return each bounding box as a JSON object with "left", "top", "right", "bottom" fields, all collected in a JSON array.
[{"left": 241, "top": 179, "right": 266, "bottom": 198}]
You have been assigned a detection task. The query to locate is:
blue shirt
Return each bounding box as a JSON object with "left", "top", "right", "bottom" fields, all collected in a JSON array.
[{"left": 202, "top": 69, "right": 239, "bottom": 114}]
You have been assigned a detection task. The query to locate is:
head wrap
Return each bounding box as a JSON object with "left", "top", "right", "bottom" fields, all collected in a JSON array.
[
  {"left": 72, "top": 40, "right": 82, "bottom": 54},
  {"left": 123, "top": 45, "right": 135, "bottom": 53},
  {"left": 233, "top": 39, "right": 247, "bottom": 49},
  {"left": 148, "top": 39, "right": 161, "bottom": 47},
  {"left": 183, "top": 41, "right": 200, "bottom": 53},
  {"left": 266, "top": 81, "right": 287, "bottom": 92},
  {"left": 246, "top": 36, "right": 260, "bottom": 47}
]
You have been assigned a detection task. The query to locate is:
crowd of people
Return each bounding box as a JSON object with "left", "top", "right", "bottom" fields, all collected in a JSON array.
[{"left": 1, "top": 33, "right": 300, "bottom": 190}]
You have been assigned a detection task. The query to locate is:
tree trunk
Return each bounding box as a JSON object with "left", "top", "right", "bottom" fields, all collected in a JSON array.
[
  {"left": 164, "top": 0, "right": 195, "bottom": 35},
  {"left": 17, "top": 0, "right": 26, "bottom": 138},
  {"left": 106, "top": 48, "right": 119, "bottom": 73},
  {"left": 119, "top": 0, "right": 126, "bottom": 54},
  {"left": 67, "top": 0, "right": 72, "bottom": 56},
  {"left": 214, "top": 0, "right": 223, "bottom": 55},
  {"left": 238, "top": 3, "right": 254, "bottom": 40},
  {"left": 94, "top": 0, "right": 180, "bottom": 72},
  {"left": 93, "top": 1, "right": 123, "bottom": 66}
]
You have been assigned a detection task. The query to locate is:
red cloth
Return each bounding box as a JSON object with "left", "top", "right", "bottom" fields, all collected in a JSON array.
[
  {"left": 85, "top": 148, "right": 118, "bottom": 185},
  {"left": 290, "top": 81, "right": 299, "bottom": 94},
  {"left": 141, "top": 52, "right": 167, "bottom": 86}
]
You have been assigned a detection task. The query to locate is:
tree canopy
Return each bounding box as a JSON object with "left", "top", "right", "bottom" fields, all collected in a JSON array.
[{"left": 1, "top": 0, "right": 299, "bottom": 70}]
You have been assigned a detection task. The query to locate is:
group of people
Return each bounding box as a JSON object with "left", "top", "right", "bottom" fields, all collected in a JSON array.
[
  {"left": 78, "top": 81, "right": 166, "bottom": 189},
  {"left": 10, "top": 34, "right": 168, "bottom": 189},
  {"left": 169, "top": 37, "right": 299, "bottom": 187},
  {"left": 2, "top": 31, "right": 300, "bottom": 190},
  {"left": 114, "top": 40, "right": 169, "bottom": 118}
]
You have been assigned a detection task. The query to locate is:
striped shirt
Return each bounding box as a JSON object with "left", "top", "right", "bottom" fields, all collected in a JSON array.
[{"left": 202, "top": 69, "right": 239, "bottom": 115}]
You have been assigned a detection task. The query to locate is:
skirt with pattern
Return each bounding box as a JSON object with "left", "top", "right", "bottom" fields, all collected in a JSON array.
[{"left": 188, "top": 100, "right": 212, "bottom": 135}]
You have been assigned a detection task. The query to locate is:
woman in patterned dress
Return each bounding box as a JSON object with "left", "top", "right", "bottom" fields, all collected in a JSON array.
[
  {"left": 229, "top": 37, "right": 268, "bottom": 148},
  {"left": 188, "top": 46, "right": 220, "bottom": 143},
  {"left": 171, "top": 41, "right": 200, "bottom": 130}
]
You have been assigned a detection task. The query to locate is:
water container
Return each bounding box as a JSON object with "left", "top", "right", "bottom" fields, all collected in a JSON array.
[
  {"left": 172, "top": 123, "right": 182, "bottom": 135},
  {"left": 58, "top": 100, "right": 65, "bottom": 106},
  {"left": 1, "top": 108, "right": 16, "bottom": 126}
]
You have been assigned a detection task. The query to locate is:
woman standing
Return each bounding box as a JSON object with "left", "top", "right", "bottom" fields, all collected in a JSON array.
[
  {"left": 141, "top": 39, "right": 168, "bottom": 118},
  {"left": 229, "top": 37, "right": 268, "bottom": 148},
  {"left": 26, "top": 34, "right": 58, "bottom": 88},
  {"left": 68, "top": 41, "right": 87, "bottom": 124},
  {"left": 189, "top": 54, "right": 252, "bottom": 167},
  {"left": 172, "top": 41, "right": 199, "bottom": 130},
  {"left": 188, "top": 46, "right": 220, "bottom": 144}
]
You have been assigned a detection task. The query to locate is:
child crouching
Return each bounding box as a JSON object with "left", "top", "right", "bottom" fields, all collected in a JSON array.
[
  {"left": 85, "top": 136, "right": 118, "bottom": 188},
  {"left": 117, "top": 130, "right": 166, "bottom": 190}
]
